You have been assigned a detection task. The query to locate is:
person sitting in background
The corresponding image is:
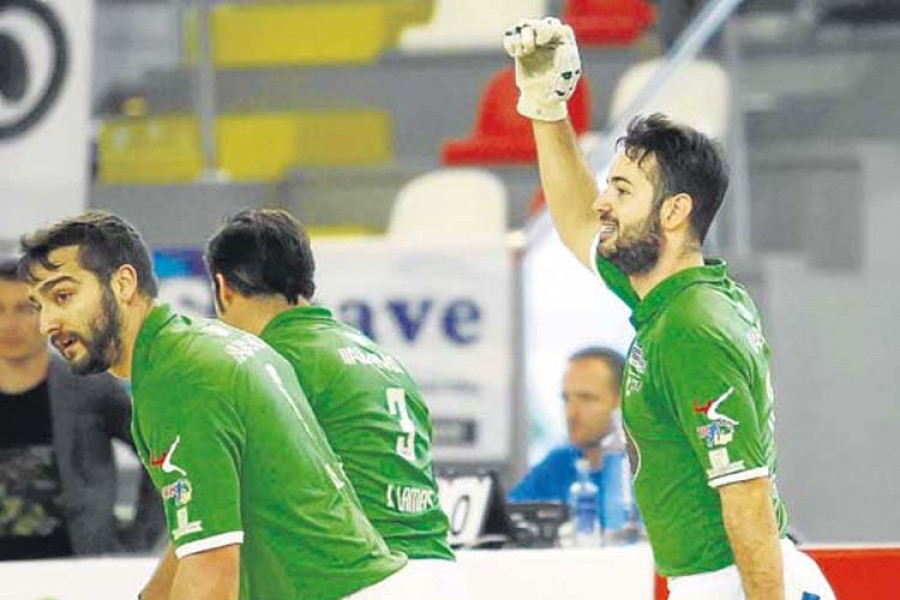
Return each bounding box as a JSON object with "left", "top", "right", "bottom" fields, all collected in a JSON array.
[
  {"left": 0, "top": 255, "right": 163, "bottom": 560},
  {"left": 509, "top": 347, "right": 633, "bottom": 533}
]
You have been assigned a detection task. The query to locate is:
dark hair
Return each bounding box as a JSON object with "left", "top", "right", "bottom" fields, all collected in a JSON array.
[
  {"left": 569, "top": 346, "right": 625, "bottom": 391},
  {"left": 206, "top": 208, "right": 315, "bottom": 304},
  {"left": 617, "top": 113, "right": 729, "bottom": 244},
  {"left": 0, "top": 255, "right": 21, "bottom": 281},
  {"left": 18, "top": 211, "right": 158, "bottom": 297}
]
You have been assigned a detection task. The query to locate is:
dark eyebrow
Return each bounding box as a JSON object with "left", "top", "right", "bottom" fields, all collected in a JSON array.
[
  {"left": 609, "top": 176, "right": 633, "bottom": 187},
  {"left": 37, "top": 275, "right": 79, "bottom": 296}
]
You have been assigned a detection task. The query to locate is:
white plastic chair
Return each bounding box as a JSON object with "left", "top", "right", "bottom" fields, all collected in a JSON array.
[
  {"left": 388, "top": 168, "right": 508, "bottom": 238},
  {"left": 609, "top": 58, "right": 730, "bottom": 139},
  {"left": 400, "top": 0, "right": 548, "bottom": 53}
]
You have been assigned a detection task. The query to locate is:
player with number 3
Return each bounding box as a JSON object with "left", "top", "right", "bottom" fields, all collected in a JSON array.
[{"left": 206, "top": 209, "right": 466, "bottom": 598}]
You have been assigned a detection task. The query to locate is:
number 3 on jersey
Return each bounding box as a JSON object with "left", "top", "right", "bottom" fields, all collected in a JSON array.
[{"left": 386, "top": 388, "right": 416, "bottom": 462}]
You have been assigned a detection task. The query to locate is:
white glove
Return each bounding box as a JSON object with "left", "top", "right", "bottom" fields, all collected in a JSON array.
[{"left": 503, "top": 17, "right": 582, "bottom": 122}]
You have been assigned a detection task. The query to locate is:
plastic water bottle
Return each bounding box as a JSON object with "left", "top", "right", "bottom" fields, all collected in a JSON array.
[{"left": 568, "top": 458, "right": 602, "bottom": 547}]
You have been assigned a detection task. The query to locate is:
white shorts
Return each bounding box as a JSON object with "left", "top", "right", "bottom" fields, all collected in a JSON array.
[
  {"left": 667, "top": 539, "right": 835, "bottom": 600},
  {"left": 346, "top": 558, "right": 471, "bottom": 600}
]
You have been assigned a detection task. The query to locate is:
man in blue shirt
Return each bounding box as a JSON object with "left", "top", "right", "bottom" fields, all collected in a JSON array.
[{"left": 509, "top": 347, "right": 633, "bottom": 532}]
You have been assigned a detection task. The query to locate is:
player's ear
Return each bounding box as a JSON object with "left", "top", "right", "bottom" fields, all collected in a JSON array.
[
  {"left": 214, "top": 273, "right": 234, "bottom": 307},
  {"left": 110, "top": 263, "right": 140, "bottom": 304},
  {"left": 661, "top": 192, "right": 693, "bottom": 233}
]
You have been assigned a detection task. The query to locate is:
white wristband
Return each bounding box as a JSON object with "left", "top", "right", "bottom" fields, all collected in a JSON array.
[{"left": 517, "top": 95, "right": 569, "bottom": 122}]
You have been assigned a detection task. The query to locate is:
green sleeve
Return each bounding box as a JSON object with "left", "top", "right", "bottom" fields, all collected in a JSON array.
[
  {"left": 144, "top": 382, "right": 246, "bottom": 557},
  {"left": 656, "top": 329, "right": 769, "bottom": 488},
  {"left": 589, "top": 232, "right": 640, "bottom": 309}
]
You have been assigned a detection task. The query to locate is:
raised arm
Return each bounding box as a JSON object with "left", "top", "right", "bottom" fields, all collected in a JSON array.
[
  {"left": 533, "top": 120, "right": 600, "bottom": 267},
  {"left": 504, "top": 18, "right": 599, "bottom": 268}
]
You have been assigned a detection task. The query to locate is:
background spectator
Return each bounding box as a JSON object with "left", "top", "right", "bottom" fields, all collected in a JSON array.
[
  {"left": 0, "top": 255, "right": 163, "bottom": 560},
  {"left": 509, "top": 347, "right": 633, "bottom": 533}
]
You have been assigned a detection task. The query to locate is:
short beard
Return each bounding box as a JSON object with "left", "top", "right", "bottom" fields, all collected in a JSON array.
[
  {"left": 603, "top": 211, "right": 662, "bottom": 276},
  {"left": 71, "top": 286, "right": 123, "bottom": 375}
]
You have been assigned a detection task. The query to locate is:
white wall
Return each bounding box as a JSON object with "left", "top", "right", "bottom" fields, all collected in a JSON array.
[{"left": 763, "top": 145, "right": 900, "bottom": 543}]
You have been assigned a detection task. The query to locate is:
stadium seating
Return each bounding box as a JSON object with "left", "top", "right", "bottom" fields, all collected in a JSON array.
[
  {"left": 400, "top": 0, "right": 548, "bottom": 52},
  {"left": 388, "top": 168, "right": 508, "bottom": 238},
  {"left": 526, "top": 59, "right": 727, "bottom": 215},
  {"left": 563, "top": 0, "right": 656, "bottom": 46},
  {"left": 209, "top": 1, "right": 428, "bottom": 67},
  {"left": 98, "top": 116, "right": 204, "bottom": 184},
  {"left": 441, "top": 67, "right": 592, "bottom": 166},
  {"left": 609, "top": 58, "right": 730, "bottom": 139},
  {"left": 384, "top": 0, "right": 436, "bottom": 44},
  {"left": 99, "top": 110, "right": 392, "bottom": 183},
  {"left": 216, "top": 110, "right": 393, "bottom": 180}
]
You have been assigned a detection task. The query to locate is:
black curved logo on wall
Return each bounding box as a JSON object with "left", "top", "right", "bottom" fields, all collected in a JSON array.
[{"left": 0, "top": 0, "right": 69, "bottom": 140}]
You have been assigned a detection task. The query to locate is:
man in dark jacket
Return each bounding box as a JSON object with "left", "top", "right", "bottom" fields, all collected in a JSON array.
[{"left": 0, "top": 255, "right": 162, "bottom": 559}]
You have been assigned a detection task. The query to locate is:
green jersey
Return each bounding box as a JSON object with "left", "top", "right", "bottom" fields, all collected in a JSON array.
[
  {"left": 591, "top": 246, "right": 788, "bottom": 577},
  {"left": 130, "top": 305, "right": 406, "bottom": 599},
  {"left": 260, "top": 305, "right": 454, "bottom": 561}
]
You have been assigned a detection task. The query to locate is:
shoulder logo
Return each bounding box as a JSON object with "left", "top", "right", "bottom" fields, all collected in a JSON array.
[
  {"left": 150, "top": 436, "right": 187, "bottom": 477},
  {"left": 693, "top": 387, "right": 738, "bottom": 426},
  {"left": 695, "top": 387, "right": 740, "bottom": 448}
]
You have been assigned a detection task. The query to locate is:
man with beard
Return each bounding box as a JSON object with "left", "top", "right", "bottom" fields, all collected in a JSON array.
[
  {"left": 204, "top": 209, "right": 466, "bottom": 598},
  {"left": 19, "top": 212, "right": 412, "bottom": 600},
  {"left": 503, "top": 18, "right": 835, "bottom": 600},
  {"left": 0, "top": 255, "right": 162, "bottom": 559}
]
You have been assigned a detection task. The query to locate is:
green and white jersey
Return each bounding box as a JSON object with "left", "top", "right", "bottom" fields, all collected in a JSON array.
[
  {"left": 260, "top": 306, "right": 454, "bottom": 561},
  {"left": 131, "top": 305, "right": 406, "bottom": 600},
  {"left": 590, "top": 238, "right": 788, "bottom": 577}
]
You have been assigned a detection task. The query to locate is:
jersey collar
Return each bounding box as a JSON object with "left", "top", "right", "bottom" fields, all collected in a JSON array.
[
  {"left": 132, "top": 303, "right": 178, "bottom": 377},
  {"left": 631, "top": 259, "right": 728, "bottom": 328},
  {"left": 262, "top": 304, "right": 334, "bottom": 335}
]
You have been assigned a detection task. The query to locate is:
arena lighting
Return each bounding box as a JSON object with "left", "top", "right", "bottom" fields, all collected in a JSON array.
[{"left": 0, "top": 0, "right": 70, "bottom": 140}]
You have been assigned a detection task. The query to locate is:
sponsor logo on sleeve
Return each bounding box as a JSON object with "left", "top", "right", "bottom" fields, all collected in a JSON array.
[
  {"left": 695, "top": 387, "right": 740, "bottom": 448},
  {"left": 150, "top": 436, "right": 187, "bottom": 477},
  {"left": 172, "top": 506, "right": 203, "bottom": 540},
  {"left": 706, "top": 447, "right": 746, "bottom": 480},
  {"left": 162, "top": 478, "right": 193, "bottom": 507}
]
